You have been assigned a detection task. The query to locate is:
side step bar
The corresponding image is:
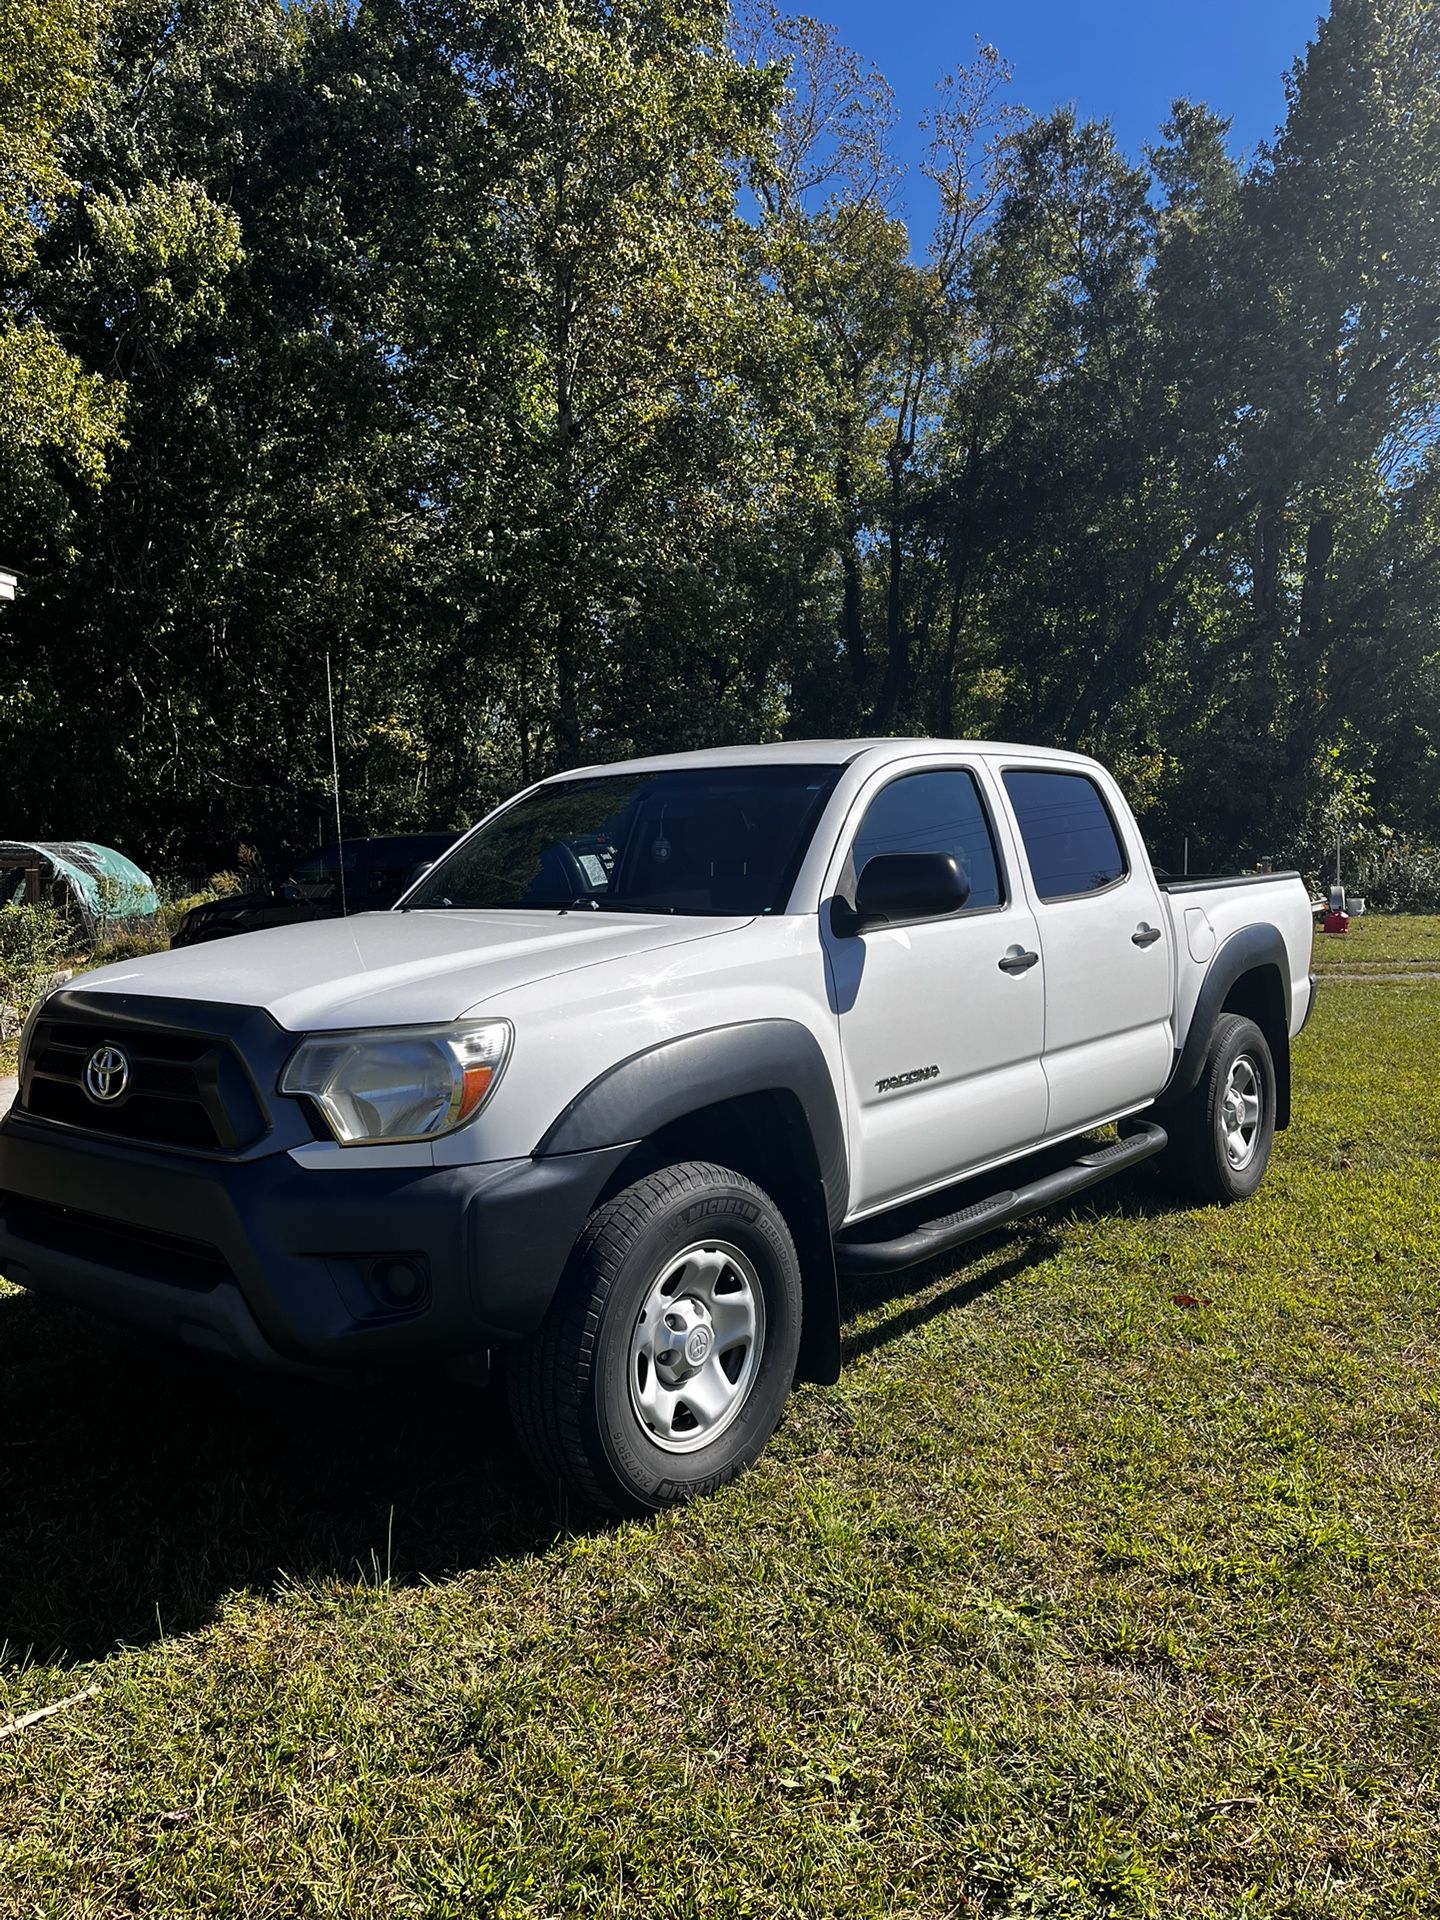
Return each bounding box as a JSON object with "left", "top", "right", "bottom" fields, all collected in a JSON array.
[{"left": 834, "top": 1121, "right": 1169, "bottom": 1277}]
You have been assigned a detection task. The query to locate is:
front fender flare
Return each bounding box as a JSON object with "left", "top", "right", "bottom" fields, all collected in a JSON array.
[{"left": 536, "top": 1019, "right": 847, "bottom": 1383}]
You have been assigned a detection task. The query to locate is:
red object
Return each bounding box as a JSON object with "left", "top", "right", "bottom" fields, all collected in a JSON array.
[{"left": 1323, "top": 909, "right": 1350, "bottom": 935}]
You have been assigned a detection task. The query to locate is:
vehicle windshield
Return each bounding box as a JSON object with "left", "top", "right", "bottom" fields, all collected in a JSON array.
[{"left": 402, "top": 765, "right": 842, "bottom": 916}]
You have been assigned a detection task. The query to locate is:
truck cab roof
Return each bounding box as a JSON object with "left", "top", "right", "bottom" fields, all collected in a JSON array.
[{"left": 557, "top": 737, "right": 1093, "bottom": 779}]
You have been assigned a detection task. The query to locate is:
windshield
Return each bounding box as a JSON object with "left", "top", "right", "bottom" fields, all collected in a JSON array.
[{"left": 403, "top": 765, "right": 842, "bottom": 916}]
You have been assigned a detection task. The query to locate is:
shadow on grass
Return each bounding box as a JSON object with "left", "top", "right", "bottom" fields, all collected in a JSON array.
[
  {"left": 0, "top": 1158, "right": 1181, "bottom": 1670},
  {"left": 0, "top": 1291, "right": 566, "bottom": 1670}
]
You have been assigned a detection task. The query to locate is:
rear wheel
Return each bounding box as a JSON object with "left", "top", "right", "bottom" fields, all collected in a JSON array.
[
  {"left": 1162, "top": 1012, "right": 1276, "bottom": 1203},
  {"left": 507, "top": 1161, "right": 803, "bottom": 1514}
]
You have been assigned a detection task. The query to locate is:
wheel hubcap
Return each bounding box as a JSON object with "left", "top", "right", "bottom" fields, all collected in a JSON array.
[
  {"left": 629, "top": 1241, "right": 765, "bottom": 1454},
  {"left": 1220, "top": 1054, "right": 1263, "bottom": 1169}
]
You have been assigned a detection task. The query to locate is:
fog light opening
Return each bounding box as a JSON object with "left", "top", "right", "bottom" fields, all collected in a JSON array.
[{"left": 370, "top": 1256, "right": 427, "bottom": 1310}]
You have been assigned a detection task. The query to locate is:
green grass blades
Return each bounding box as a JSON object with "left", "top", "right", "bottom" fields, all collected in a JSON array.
[
  {"left": 2, "top": 966, "right": 1439, "bottom": 1916},
  {"left": 1310, "top": 911, "right": 1440, "bottom": 972}
]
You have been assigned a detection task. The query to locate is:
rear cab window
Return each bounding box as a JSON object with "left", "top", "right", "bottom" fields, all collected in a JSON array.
[
  {"left": 848, "top": 768, "right": 1005, "bottom": 912},
  {"left": 1001, "top": 769, "right": 1128, "bottom": 902}
]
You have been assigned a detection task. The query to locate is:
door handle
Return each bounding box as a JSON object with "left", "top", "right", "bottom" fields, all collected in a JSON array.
[
  {"left": 998, "top": 948, "right": 1040, "bottom": 974},
  {"left": 1132, "top": 924, "right": 1162, "bottom": 947}
]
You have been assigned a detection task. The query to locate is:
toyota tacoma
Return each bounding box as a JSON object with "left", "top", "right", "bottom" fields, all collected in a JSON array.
[{"left": 0, "top": 741, "right": 1316, "bottom": 1512}]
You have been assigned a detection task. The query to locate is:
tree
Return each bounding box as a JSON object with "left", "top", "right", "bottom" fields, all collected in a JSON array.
[
  {"left": 739, "top": 1, "right": 906, "bottom": 718},
  {"left": 1, "top": 0, "right": 1437, "bottom": 900},
  {"left": 0, "top": 0, "right": 122, "bottom": 543},
  {"left": 455, "top": 0, "right": 790, "bottom": 770},
  {"left": 871, "top": 43, "right": 1020, "bottom": 731}
]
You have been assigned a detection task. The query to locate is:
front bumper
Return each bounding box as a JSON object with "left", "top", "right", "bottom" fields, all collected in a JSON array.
[{"left": 0, "top": 1115, "right": 630, "bottom": 1373}]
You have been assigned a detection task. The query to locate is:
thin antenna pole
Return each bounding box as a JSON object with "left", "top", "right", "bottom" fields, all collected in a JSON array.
[{"left": 325, "top": 650, "right": 348, "bottom": 918}]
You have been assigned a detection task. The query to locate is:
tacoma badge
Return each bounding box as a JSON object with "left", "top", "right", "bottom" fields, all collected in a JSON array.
[{"left": 875, "top": 1064, "right": 940, "bottom": 1093}]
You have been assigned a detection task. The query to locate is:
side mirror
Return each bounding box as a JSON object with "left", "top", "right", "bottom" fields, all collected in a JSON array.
[
  {"left": 838, "top": 852, "right": 970, "bottom": 935},
  {"left": 406, "top": 861, "right": 436, "bottom": 888}
]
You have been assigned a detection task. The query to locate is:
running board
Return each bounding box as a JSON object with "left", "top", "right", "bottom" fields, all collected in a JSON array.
[{"left": 834, "top": 1121, "right": 1169, "bottom": 1277}]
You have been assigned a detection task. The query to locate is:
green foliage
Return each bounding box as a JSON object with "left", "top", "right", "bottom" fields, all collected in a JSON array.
[
  {"left": 0, "top": 0, "right": 1436, "bottom": 876},
  {"left": 85, "top": 178, "right": 244, "bottom": 347},
  {"left": 0, "top": 0, "right": 123, "bottom": 523},
  {"left": 0, "top": 901, "right": 67, "bottom": 1022},
  {"left": 1335, "top": 831, "right": 1440, "bottom": 915},
  {"left": 149, "top": 875, "right": 237, "bottom": 943},
  {"left": 0, "top": 0, "right": 100, "bottom": 274},
  {"left": 0, "top": 317, "right": 121, "bottom": 489},
  {"left": 87, "top": 924, "right": 167, "bottom": 962}
]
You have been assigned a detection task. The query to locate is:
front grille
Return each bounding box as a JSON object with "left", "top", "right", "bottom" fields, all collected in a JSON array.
[
  {"left": 0, "top": 1190, "right": 233, "bottom": 1291},
  {"left": 19, "top": 1017, "right": 267, "bottom": 1154}
]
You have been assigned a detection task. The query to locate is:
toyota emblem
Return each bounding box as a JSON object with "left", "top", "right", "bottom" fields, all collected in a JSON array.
[{"left": 84, "top": 1042, "right": 131, "bottom": 1104}]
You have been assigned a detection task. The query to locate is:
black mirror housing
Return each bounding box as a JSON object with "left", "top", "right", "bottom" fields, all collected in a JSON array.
[{"left": 838, "top": 852, "right": 971, "bottom": 934}]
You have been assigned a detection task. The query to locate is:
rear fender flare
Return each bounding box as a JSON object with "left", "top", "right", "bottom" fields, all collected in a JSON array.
[{"left": 1158, "top": 924, "right": 1292, "bottom": 1126}]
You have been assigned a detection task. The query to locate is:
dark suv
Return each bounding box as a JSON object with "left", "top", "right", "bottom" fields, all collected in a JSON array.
[{"left": 170, "top": 833, "right": 456, "bottom": 948}]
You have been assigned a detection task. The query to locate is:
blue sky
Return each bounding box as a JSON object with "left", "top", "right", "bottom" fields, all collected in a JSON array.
[{"left": 814, "top": 0, "right": 1329, "bottom": 229}]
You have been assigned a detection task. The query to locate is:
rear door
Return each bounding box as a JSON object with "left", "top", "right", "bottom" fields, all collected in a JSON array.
[
  {"left": 999, "top": 764, "right": 1173, "bottom": 1133},
  {"left": 824, "top": 762, "right": 1050, "bottom": 1216}
]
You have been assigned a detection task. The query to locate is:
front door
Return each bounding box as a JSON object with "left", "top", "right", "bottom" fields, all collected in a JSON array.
[{"left": 824, "top": 763, "right": 1050, "bottom": 1218}]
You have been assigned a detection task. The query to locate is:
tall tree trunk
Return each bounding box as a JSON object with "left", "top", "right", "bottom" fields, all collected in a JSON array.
[
  {"left": 1253, "top": 492, "right": 1281, "bottom": 628},
  {"left": 555, "top": 626, "right": 579, "bottom": 762},
  {"left": 552, "top": 360, "right": 579, "bottom": 756},
  {"left": 836, "top": 454, "right": 865, "bottom": 694},
  {"left": 1297, "top": 508, "right": 1335, "bottom": 656},
  {"left": 1250, "top": 490, "right": 1286, "bottom": 743},
  {"left": 518, "top": 645, "right": 532, "bottom": 788},
  {"left": 872, "top": 446, "right": 908, "bottom": 728},
  {"left": 553, "top": 289, "right": 580, "bottom": 764},
  {"left": 1057, "top": 575, "right": 1157, "bottom": 741},
  {"left": 1285, "top": 504, "right": 1335, "bottom": 777},
  {"left": 935, "top": 564, "right": 966, "bottom": 736}
]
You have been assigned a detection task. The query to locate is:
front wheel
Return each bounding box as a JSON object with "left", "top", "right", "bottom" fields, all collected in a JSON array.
[
  {"left": 1162, "top": 1011, "right": 1277, "bottom": 1203},
  {"left": 507, "top": 1161, "right": 803, "bottom": 1514}
]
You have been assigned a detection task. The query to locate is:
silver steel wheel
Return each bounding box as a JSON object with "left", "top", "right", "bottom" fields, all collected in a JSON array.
[
  {"left": 1220, "top": 1053, "right": 1263, "bottom": 1169},
  {"left": 628, "top": 1240, "right": 766, "bottom": 1455}
]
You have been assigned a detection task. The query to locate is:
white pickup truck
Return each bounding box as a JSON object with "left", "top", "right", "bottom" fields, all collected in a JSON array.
[{"left": 0, "top": 740, "right": 1315, "bottom": 1511}]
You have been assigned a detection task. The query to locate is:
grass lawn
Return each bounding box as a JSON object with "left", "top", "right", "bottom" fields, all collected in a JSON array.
[
  {"left": 1310, "top": 911, "right": 1440, "bottom": 973},
  {"left": 1, "top": 960, "right": 1438, "bottom": 1915}
]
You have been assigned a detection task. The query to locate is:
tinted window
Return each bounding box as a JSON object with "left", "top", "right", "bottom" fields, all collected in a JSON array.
[
  {"left": 405, "top": 766, "right": 841, "bottom": 916},
  {"left": 849, "top": 770, "right": 1003, "bottom": 911},
  {"left": 1002, "top": 769, "right": 1127, "bottom": 900}
]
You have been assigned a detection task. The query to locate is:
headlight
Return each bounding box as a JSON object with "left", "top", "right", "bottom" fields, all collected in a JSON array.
[{"left": 279, "top": 1020, "right": 512, "bottom": 1145}]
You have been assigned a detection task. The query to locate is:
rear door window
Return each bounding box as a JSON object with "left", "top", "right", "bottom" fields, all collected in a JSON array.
[
  {"left": 849, "top": 769, "right": 1004, "bottom": 911},
  {"left": 1002, "top": 770, "right": 1128, "bottom": 901}
]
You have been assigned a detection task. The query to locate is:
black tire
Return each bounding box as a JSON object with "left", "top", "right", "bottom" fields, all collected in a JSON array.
[
  {"left": 1161, "top": 1012, "right": 1277, "bottom": 1203},
  {"left": 507, "top": 1161, "right": 803, "bottom": 1515}
]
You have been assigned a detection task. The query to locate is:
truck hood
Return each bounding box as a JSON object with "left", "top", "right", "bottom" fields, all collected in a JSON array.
[{"left": 73, "top": 910, "right": 749, "bottom": 1031}]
